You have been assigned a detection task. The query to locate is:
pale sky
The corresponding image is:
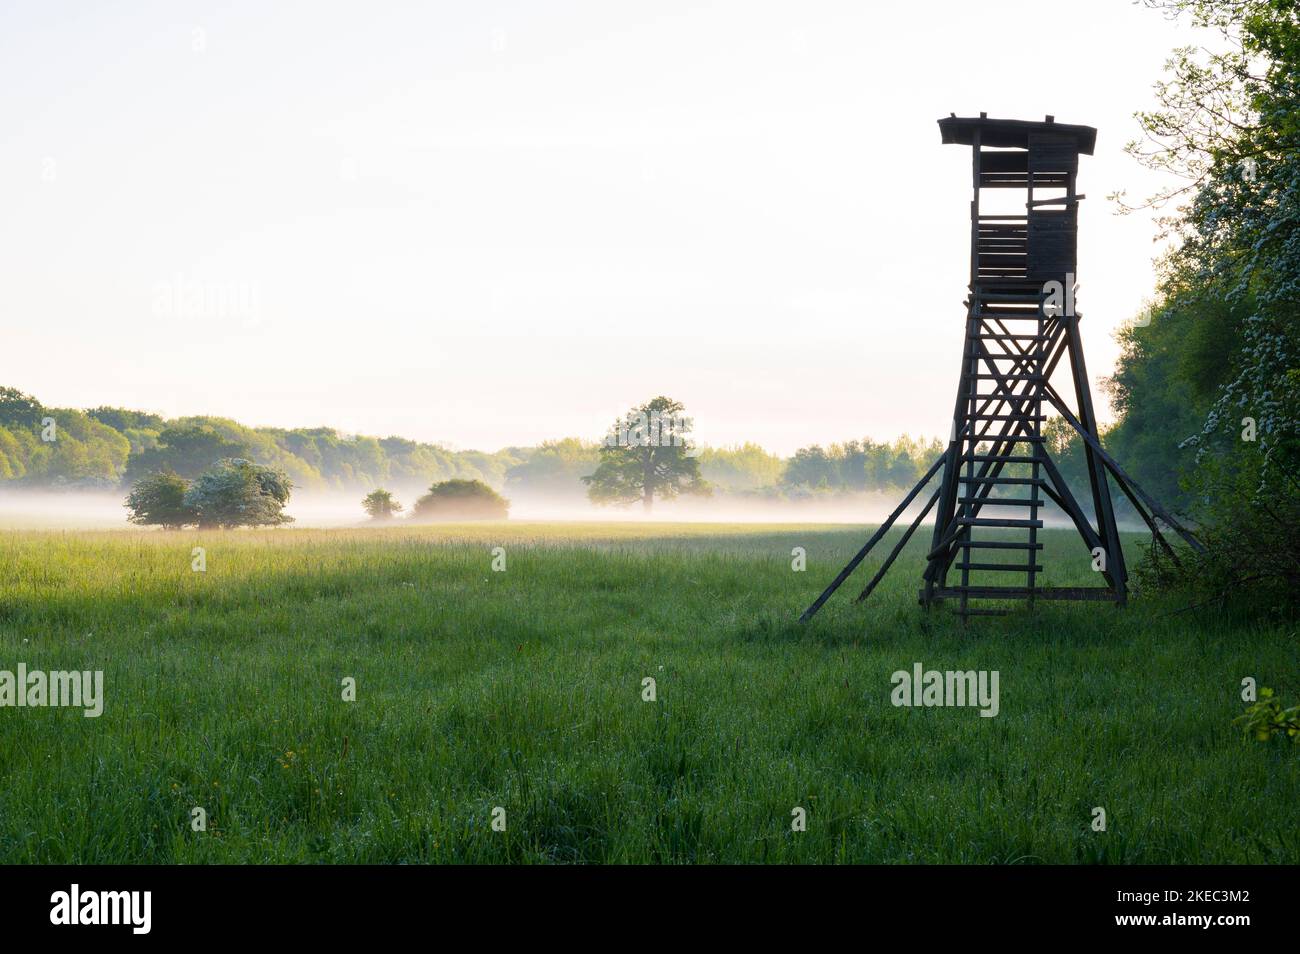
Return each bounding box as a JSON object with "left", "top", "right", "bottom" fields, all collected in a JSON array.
[{"left": 1, "top": 0, "right": 1200, "bottom": 455}]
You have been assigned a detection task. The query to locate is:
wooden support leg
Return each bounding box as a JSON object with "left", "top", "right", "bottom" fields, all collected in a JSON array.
[
  {"left": 798, "top": 456, "right": 944, "bottom": 622},
  {"left": 856, "top": 486, "right": 943, "bottom": 603}
]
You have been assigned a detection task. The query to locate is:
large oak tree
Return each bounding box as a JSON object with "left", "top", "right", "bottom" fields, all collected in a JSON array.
[{"left": 583, "top": 397, "right": 709, "bottom": 512}]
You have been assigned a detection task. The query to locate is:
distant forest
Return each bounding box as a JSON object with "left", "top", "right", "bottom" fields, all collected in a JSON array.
[{"left": 0, "top": 385, "right": 957, "bottom": 503}]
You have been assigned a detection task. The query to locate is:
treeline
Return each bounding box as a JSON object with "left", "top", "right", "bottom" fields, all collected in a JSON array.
[
  {"left": 0, "top": 387, "right": 523, "bottom": 498},
  {"left": 1105, "top": 0, "right": 1300, "bottom": 610},
  {"left": 0, "top": 386, "right": 953, "bottom": 500},
  {"left": 503, "top": 434, "right": 950, "bottom": 500}
]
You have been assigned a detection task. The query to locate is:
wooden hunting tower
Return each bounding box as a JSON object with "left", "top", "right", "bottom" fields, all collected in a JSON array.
[{"left": 801, "top": 114, "right": 1200, "bottom": 622}]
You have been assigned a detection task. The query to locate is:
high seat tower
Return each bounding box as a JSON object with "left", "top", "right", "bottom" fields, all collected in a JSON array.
[{"left": 800, "top": 114, "right": 1201, "bottom": 622}]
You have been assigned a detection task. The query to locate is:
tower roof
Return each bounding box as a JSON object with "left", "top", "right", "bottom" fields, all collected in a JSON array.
[{"left": 938, "top": 114, "right": 1096, "bottom": 155}]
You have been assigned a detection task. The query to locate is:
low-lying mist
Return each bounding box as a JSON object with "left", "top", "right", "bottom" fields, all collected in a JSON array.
[{"left": 0, "top": 487, "right": 1137, "bottom": 531}]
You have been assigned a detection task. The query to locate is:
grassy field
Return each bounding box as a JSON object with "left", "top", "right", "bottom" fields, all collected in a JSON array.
[{"left": 0, "top": 521, "right": 1295, "bottom": 864}]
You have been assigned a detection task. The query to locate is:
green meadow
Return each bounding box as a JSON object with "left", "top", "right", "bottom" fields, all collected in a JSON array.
[{"left": 0, "top": 522, "right": 1294, "bottom": 864}]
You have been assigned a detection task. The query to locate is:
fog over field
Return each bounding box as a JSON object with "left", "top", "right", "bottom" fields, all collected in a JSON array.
[
  {"left": 0, "top": 487, "right": 1129, "bottom": 531},
  {"left": 0, "top": 488, "right": 927, "bottom": 529}
]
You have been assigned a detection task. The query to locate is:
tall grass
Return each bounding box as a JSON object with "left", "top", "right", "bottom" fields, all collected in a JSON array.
[{"left": 0, "top": 523, "right": 1294, "bottom": 863}]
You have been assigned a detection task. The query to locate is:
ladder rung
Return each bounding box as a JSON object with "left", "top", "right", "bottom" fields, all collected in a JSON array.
[
  {"left": 962, "top": 436, "right": 1044, "bottom": 445},
  {"left": 962, "top": 541, "right": 1044, "bottom": 550},
  {"left": 956, "top": 517, "right": 1043, "bottom": 528},
  {"left": 965, "top": 414, "right": 1047, "bottom": 421},
  {"left": 956, "top": 562, "right": 1044, "bottom": 572},
  {"left": 967, "top": 454, "right": 1039, "bottom": 463},
  {"left": 935, "top": 586, "right": 1119, "bottom": 602},
  {"left": 958, "top": 496, "right": 1041, "bottom": 506},
  {"left": 958, "top": 477, "right": 1044, "bottom": 485},
  {"left": 939, "top": 586, "right": 1041, "bottom": 597}
]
